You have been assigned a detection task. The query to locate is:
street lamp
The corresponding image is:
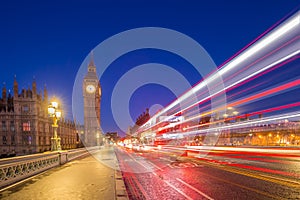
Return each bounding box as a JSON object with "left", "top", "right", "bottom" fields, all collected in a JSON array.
[
  {"left": 96, "top": 131, "right": 100, "bottom": 146},
  {"left": 48, "top": 100, "right": 62, "bottom": 151}
]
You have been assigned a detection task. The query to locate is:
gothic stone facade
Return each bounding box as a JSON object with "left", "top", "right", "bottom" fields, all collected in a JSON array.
[{"left": 0, "top": 78, "right": 79, "bottom": 157}]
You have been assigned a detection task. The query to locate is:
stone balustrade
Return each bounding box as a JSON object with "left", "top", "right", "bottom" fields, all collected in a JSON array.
[{"left": 0, "top": 147, "right": 99, "bottom": 189}]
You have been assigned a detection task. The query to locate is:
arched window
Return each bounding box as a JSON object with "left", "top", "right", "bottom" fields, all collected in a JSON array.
[{"left": 2, "top": 136, "right": 7, "bottom": 145}]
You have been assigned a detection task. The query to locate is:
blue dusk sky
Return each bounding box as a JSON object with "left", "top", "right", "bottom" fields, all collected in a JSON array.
[{"left": 0, "top": 1, "right": 299, "bottom": 136}]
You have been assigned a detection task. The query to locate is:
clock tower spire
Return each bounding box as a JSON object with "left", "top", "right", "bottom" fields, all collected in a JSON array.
[
  {"left": 83, "top": 52, "right": 102, "bottom": 146},
  {"left": 88, "top": 50, "right": 96, "bottom": 71}
]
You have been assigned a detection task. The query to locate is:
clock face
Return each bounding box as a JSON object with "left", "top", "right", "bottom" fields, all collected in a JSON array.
[{"left": 86, "top": 85, "right": 96, "bottom": 93}]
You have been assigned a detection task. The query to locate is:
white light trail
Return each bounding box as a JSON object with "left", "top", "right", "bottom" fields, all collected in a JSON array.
[
  {"left": 156, "top": 12, "right": 300, "bottom": 117},
  {"left": 140, "top": 11, "right": 300, "bottom": 132},
  {"left": 149, "top": 50, "right": 300, "bottom": 133},
  {"left": 220, "top": 13, "right": 300, "bottom": 76},
  {"left": 186, "top": 111, "right": 300, "bottom": 135},
  {"left": 174, "top": 50, "right": 300, "bottom": 118}
]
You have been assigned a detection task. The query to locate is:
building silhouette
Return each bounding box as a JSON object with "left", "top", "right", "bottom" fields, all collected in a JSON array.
[{"left": 127, "top": 108, "right": 150, "bottom": 138}]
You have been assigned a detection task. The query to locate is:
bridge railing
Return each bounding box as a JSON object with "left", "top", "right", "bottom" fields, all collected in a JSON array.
[
  {"left": 0, "top": 153, "right": 59, "bottom": 189},
  {"left": 0, "top": 147, "right": 99, "bottom": 189},
  {"left": 67, "top": 146, "right": 100, "bottom": 162}
]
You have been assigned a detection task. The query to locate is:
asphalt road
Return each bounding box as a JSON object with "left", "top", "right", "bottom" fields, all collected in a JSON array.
[{"left": 115, "top": 146, "right": 300, "bottom": 200}]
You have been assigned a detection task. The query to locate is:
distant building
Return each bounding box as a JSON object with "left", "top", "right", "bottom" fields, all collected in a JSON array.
[
  {"left": 135, "top": 108, "right": 150, "bottom": 126},
  {"left": 199, "top": 116, "right": 211, "bottom": 129},
  {"left": 0, "top": 78, "right": 79, "bottom": 157},
  {"left": 105, "top": 132, "right": 119, "bottom": 143},
  {"left": 128, "top": 108, "right": 150, "bottom": 138}
]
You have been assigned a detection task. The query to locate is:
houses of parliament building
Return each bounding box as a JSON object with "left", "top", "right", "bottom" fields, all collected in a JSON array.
[{"left": 0, "top": 78, "right": 79, "bottom": 157}]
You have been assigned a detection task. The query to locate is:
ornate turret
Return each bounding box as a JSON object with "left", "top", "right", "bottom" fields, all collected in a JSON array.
[
  {"left": 43, "top": 84, "right": 48, "bottom": 102},
  {"left": 2, "top": 82, "right": 7, "bottom": 100},
  {"left": 13, "top": 75, "right": 18, "bottom": 98},
  {"left": 87, "top": 51, "right": 96, "bottom": 74},
  {"left": 88, "top": 51, "right": 95, "bottom": 67},
  {"left": 26, "top": 86, "right": 32, "bottom": 98},
  {"left": 32, "top": 77, "right": 37, "bottom": 96}
]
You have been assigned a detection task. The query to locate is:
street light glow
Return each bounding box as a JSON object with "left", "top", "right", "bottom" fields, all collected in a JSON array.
[
  {"left": 56, "top": 111, "right": 62, "bottom": 118},
  {"left": 51, "top": 101, "right": 58, "bottom": 108},
  {"left": 48, "top": 107, "right": 55, "bottom": 115},
  {"left": 48, "top": 99, "right": 62, "bottom": 151}
]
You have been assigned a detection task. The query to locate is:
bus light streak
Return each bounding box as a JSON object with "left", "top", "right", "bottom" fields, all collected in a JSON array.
[
  {"left": 140, "top": 49, "right": 299, "bottom": 134},
  {"left": 144, "top": 11, "right": 300, "bottom": 127},
  {"left": 132, "top": 12, "right": 300, "bottom": 150},
  {"left": 156, "top": 79, "right": 299, "bottom": 133}
]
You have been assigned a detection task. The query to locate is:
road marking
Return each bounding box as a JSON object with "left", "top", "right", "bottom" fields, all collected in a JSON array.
[
  {"left": 225, "top": 166, "right": 300, "bottom": 189},
  {"left": 171, "top": 161, "right": 200, "bottom": 168},
  {"left": 176, "top": 178, "right": 214, "bottom": 200},
  {"left": 160, "top": 157, "right": 173, "bottom": 162},
  {"left": 202, "top": 171, "right": 283, "bottom": 200},
  {"left": 259, "top": 173, "right": 300, "bottom": 185},
  {"left": 120, "top": 153, "right": 152, "bottom": 200},
  {"left": 124, "top": 150, "right": 153, "bottom": 170},
  {"left": 122, "top": 148, "right": 165, "bottom": 172},
  {"left": 167, "top": 163, "right": 175, "bottom": 168},
  {"left": 148, "top": 161, "right": 164, "bottom": 171},
  {"left": 152, "top": 171, "right": 193, "bottom": 200},
  {"left": 164, "top": 180, "right": 193, "bottom": 200},
  {"left": 190, "top": 156, "right": 300, "bottom": 189}
]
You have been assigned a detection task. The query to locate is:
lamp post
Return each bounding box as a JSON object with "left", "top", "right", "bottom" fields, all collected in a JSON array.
[
  {"left": 96, "top": 131, "right": 100, "bottom": 146},
  {"left": 48, "top": 100, "right": 62, "bottom": 151}
]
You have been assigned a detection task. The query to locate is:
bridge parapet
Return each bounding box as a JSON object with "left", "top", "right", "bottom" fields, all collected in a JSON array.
[
  {"left": 0, "top": 147, "right": 99, "bottom": 189},
  {"left": 0, "top": 153, "right": 59, "bottom": 189}
]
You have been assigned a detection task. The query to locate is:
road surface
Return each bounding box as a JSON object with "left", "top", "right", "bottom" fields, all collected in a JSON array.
[{"left": 115, "top": 146, "right": 300, "bottom": 200}]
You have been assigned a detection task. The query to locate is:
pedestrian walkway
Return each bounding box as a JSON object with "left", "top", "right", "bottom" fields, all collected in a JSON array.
[{"left": 0, "top": 146, "right": 125, "bottom": 200}]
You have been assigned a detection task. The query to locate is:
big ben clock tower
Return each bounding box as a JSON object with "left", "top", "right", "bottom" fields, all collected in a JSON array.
[{"left": 83, "top": 53, "right": 102, "bottom": 146}]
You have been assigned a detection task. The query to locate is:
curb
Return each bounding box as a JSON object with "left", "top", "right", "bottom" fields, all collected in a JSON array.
[
  {"left": 113, "top": 148, "right": 129, "bottom": 200},
  {"left": 115, "top": 170, "right": 129, "bottom": 200}
]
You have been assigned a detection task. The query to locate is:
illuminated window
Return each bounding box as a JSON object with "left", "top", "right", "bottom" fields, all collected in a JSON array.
[{"left": 23, "top": 122, "right": 31, "bottom": 131}]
